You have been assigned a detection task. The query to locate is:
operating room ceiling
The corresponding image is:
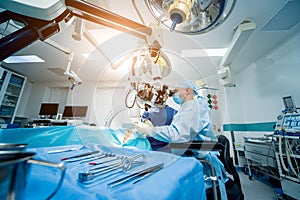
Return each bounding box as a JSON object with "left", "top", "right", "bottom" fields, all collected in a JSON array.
[{"left": 1, "top": 0, "right": 300, "bottom": 84}]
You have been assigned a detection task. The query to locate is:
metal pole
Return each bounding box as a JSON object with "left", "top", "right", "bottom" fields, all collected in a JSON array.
[
  {"left": 199, "top": 159, "right": 218, "bottom": 200},
  {"left": 0, "top": 27, "right": 39, "bottom": 61},
  {"left": 65, "top": 0, "right": 152, "bottom": 37}
]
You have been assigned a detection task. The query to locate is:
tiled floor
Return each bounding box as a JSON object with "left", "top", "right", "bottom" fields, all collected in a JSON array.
[{"left": 239, "top": 172, "right": 278, "bottom": 200}]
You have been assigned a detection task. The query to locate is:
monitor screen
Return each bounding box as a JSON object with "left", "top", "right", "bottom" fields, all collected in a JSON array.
[
  {"left": 283, "top": 96, "right": 296, "bottom": 113},
  {"left": 62, "top": 106, "right": 88, "bottom": 118},
  {"left": 39, "top": 103, "right": 59, "bottom": 116}
]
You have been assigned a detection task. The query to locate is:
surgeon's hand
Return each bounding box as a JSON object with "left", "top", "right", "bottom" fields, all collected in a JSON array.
[{"left": 133, "top": 120, "right": 153, "bottom": 136}]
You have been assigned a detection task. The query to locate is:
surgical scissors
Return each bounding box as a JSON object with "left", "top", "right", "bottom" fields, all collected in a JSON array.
[{"left": 78, "top": 154, "right": 146, "bottom": 182}]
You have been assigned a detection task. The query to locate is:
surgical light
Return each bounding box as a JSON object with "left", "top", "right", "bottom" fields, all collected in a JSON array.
[
  {"left": 145, "top": 0, "right": 236, "bottom": 34},
  {"left": 123, "top": 48, "right": 173, "bottom": 109},
  {"left": 115, "top": 48, "right": 172, "bottom": 80}
]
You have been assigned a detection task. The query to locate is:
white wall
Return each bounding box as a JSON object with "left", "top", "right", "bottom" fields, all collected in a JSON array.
[
  {"left": 225, "top": 31, "right": 300, "bottom": 124},
  {"left": 22, "top": 79, "right": 131, "bottom": 125},
  {"left": 24, "top": 81, "right": 78, "bottom": 119},
  {"left": 223, "top": 31, "right": 300, "bottom": 145},
  {"left": 24, "top": 83, "right": 48, "bottom": 119},
  {"left": 65, "top": 80, "right": 98, "bottom": 123},
  {"left": 15, "top": 80, "right": 32, "bottom": 117}
]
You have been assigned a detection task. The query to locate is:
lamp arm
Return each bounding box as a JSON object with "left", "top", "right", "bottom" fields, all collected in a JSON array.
[
  {"left": 65, "top": 50, "right": 74, "bottom": 72},
  {"left": 43, "top": 39, "right": 82, "bottom": 88},
  {"left": 66, "top": 0, "right": 162, "bottom": 51}
]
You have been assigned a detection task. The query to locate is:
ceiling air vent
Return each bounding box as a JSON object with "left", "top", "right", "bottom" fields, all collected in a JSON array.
[{"left": 261, "top": 0, "right": 300, "bottom": 31}]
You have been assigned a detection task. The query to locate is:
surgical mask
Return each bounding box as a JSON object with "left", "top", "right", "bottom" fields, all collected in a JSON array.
[{"left": 172, "top": 93, "right": 184, "bottom": 105}]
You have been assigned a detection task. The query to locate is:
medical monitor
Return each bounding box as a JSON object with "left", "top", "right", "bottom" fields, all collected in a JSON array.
[
  {"left": 283, "top": 96, "right": 297, "bottom": 113},
  {"left": 62, "top": 106, "right": 88, "bottom": 118},
  {"left": 39, "top": 103, "right": 59, "bottom": 116}
]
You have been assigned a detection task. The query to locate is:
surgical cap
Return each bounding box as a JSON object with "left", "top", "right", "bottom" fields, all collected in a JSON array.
[{"left": 175, "top": 80, "right": 198, "bottom": 95}]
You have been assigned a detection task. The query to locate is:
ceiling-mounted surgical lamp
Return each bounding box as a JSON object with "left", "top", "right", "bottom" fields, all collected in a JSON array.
[
  {"left": 145, "top": 0, "right": 236, "bottom": 34},
  {"left": 120, "top": 48, "right": 172, "bottom": 83},
  {"left": 120, "top": 47, "right": 173, "bottom": 109},
  {"left": 112, "top": 46, "right": 171, "bottom": 79}
]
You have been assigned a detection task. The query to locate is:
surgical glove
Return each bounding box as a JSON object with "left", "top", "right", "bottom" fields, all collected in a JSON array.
[
  {"left": 123, "top": 129, "right": 134, "bottom": 143},
  {"left": 133, "top": 120, "right": 153, "bottom": 136}
]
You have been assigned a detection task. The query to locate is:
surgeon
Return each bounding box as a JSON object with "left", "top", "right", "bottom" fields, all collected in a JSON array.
[
  {"left": 134, "top": 80, "right": 217, "bottom": 143},
  {"left": 134, "top": 80, "right": 228, "bottom": 199}
]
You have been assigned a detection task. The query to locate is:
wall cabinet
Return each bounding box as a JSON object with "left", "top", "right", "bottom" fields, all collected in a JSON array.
[{"left": 0, "top": 68, "right": 26, "bottom": 126}]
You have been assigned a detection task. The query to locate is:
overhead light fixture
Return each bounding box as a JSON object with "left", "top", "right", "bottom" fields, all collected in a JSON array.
[
  {"left": 181, "top": 48, "right": 228, "bottom": 57},
  {"left": 144, "top": 49, "right": 172, "bottom": 79},
  {"left": 261, "top": 0, "right": 300, "bottom": 31},
  {"left": 218, "top": 20, "right": 256, "bottom": 68},
  {"left": 3, "top": 55, "right": 45, "bottom": 63},
  {"left": 217, "top": 20, "right": 255, "bottom": 87},
  {"left": 145, "top": 0, "right": 236, "bottom": 34}
]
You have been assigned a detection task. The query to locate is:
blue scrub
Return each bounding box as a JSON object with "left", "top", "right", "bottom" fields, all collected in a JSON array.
[
  {"left": 141, "top": 105, "right": 177, "bottom": 126},
  {"left": 141, "top": 105, "right": 177, "bottom": 151},
  {"left": 152, "top": 97, "right": 217, "bottom": 143},
  {"left": 149, "top": 97, "right": 228, "bottom": 199}
]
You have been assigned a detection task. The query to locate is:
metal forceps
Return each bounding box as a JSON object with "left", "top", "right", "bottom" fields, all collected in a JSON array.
[
  {"left": 61, "top": 151, "right": 100, "bottom": 162},
  {"left": 79, "top": 152, "right": 115, "bottom": 164},
  {"left": 78, "top": 154, "right": 146, "bottom": 182}
]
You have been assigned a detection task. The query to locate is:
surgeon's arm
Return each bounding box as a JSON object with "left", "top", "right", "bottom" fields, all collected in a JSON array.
[{"left": 152, "top": 104, "right": 196, "bottom": 143}]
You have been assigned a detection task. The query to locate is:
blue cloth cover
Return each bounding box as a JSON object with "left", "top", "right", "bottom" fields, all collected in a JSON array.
[
  {"left": 0, "top": 126, "right": 151, "bottom": 150},
  {"left": 0, "top": 126, "right": 81, "bottom": 147},
  {"left": 24, "top": 145, "right": 206, "bottom": 200},
  {"left": 0, "top": 126, "right": 212, "bottom": 199}
]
